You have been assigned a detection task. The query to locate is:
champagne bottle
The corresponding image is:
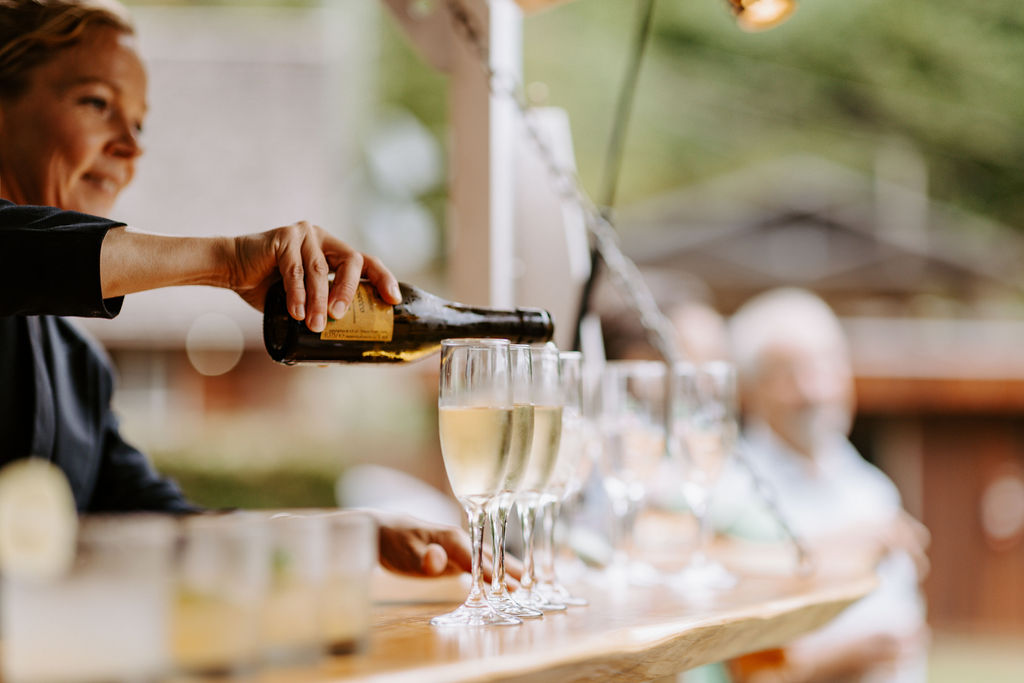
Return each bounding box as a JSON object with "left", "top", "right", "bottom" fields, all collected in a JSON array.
[{"left": 263, "top": 280, "right": 554, "bottom": 364}]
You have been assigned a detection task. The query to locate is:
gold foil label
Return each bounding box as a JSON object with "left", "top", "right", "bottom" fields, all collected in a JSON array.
[{"left": 319, "top": 284, "right": 394, "bottom": 342}]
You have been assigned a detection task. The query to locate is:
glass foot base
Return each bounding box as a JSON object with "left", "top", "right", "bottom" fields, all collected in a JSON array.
[
  {"left": 601, "top": 559, "right": 662, "bottom": 587},
  {"left": 430, "top": 602, "right": 522, "bottom": 627},
  {"left": 512, "top": 589, "right": 566, "bottom": 611},
  {"left": 487, "top": 592, "right": 544, "bottom": 618},
  {"left": 669, "top": 558, "right": 737, "bottom": 597},
  {"left": 548, "top": 583, "right": 588, "bottom": 607}
]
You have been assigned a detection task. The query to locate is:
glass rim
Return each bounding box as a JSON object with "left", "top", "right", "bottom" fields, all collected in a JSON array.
[
  {"left": 671, "top": 359, "right": 736, "bottom": 375},
  {"left": 605, "top": 359, "right": 667, "bottom": 376},
  {"left": 528, "top": 343, "right": 560, "bottom": 357},
  {"left": 441, "top": 338, "right": 511, "bottom": 348}
]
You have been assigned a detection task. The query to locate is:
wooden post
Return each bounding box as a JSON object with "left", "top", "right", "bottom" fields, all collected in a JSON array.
[{"left": 382, "top": 0, "right": 523, "bottom": 307}]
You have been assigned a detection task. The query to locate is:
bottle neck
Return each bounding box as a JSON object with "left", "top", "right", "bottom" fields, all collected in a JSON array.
[{"left": 423, "top": 299, "right": 551, "bottom": 343}]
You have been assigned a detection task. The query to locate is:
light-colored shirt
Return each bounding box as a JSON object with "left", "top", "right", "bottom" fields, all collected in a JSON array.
[{"left": 713, "top": 420, "right": 927, "bottom": 683}]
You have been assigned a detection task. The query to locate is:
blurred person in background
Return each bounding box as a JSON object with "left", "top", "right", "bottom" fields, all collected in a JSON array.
[
  {"left": 717, "top": 287, "right": 929, "bottom": 683},
  {"left": 0, "top": 0, "right": 481, "bottom": 581},
  {"left": 595, "top": 266, "right": 729, "bottom": 364}
]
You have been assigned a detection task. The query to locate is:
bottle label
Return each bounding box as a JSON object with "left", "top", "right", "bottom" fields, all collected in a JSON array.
[{"left": 320, "top": 284, "right": 394, "bottom": 342}]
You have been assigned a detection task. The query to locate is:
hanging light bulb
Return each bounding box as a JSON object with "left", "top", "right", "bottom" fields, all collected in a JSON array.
[{"left": 724, "top": 0, "right": 797, "bottom": 32}]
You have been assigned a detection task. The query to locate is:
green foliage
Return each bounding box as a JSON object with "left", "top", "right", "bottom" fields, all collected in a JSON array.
[
  {"left": 158, "top": 463, "right": 338, "bottom": 510},
  {"left": 505, "top": 0, "right": 1024, "bottom": 227}
]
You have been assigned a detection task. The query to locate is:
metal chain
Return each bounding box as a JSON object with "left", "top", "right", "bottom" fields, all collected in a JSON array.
[
  {"left": 445, "top": 0, "right": 682, "bottom": 366},
  {"left": 443, "top": 0, "right": 812, "bottom": 573}
]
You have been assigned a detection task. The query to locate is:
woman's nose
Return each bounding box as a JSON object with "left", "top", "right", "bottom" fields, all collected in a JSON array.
[{"left": 109, "top": 116, "right": 144, "bottom": 159}]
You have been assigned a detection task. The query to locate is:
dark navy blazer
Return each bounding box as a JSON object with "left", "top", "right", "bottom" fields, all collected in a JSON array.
[{"left": 0, "top": 200, "right": 195, "bottom": 513}]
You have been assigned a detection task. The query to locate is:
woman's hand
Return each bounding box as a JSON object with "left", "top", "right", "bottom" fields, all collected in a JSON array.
[
  {"left": 227, "top": 221, "right": 401, "bottom": 332},
  {"left": 369, "top": 510, "right": 522, "bottom": 585}
]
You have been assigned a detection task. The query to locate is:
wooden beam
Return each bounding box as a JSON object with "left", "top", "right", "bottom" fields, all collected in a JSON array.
[{"left": 856, "top": 376, "right": 1024, "bottom": 415}]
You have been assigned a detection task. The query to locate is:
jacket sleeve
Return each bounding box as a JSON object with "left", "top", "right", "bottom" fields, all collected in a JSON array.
[
  {"left": 0, "top": 200, "right": 126, "bottom": 317},
  {"left": 90, "top": 407, "right": 202, "bottom": 514}
]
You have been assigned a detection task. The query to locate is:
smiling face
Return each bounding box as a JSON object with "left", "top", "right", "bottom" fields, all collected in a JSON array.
[{"left": 0, "top": 25, "right": 146, "bottom": 216}]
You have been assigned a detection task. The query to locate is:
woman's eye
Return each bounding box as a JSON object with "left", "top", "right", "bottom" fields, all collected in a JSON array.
[{"left": 80, "top": 96, "right": 109, "bottom": 112}]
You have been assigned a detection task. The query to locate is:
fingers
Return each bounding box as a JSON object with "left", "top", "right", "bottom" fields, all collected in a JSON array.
[
  {"left": 378, "top": 524, "right": 438, "bottom": 577},
  {"left": 419, "top": 543, "right": 450, "bottom": 577},
  {"left": 320, "top": 231, "right": 401, "bottom": 311},
  {"left": 237, "top": 221, "right": 398, "bottom": 329},
  {"left": 300, "top": 231, "right": 330, "bottom": 333},
  {"left": 374, "top": 512, "right": 472, "bottom": 579},
  {"left": 435, "top": 528, "right": 473, "bottom": 575},
  {"left": 277, "top": 233, "right": 307, "bottom": 323},
  {"left": 327, "top": 250, "right": 363, "bottom": 321},
  {"left": 362, "top": 253, "right": 402, "bottom": 305},
  {"left": 270, "top": 222, "right": 400, "bottom": 332},
  {"left": 274, "top": 222, "right": 326, "bottom": 331}
]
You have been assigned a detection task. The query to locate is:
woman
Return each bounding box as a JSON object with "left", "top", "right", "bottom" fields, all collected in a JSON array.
[{"left": 0, "top": 0, "right": 474, "bottom": 579}]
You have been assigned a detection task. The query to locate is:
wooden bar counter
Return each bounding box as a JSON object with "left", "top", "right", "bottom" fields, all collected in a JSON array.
[{"left": 262, "top": 557, "right": 876, "bottom": 683}]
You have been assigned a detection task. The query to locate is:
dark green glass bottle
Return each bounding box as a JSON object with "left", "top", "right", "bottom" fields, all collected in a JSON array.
[{"left": 263, "top": 280, "right": 554, "bottom": 364}]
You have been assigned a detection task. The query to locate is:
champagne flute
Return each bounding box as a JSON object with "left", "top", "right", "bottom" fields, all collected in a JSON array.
[
  {"left": 432, "top": 338, "right": 521, "bottom": 627},
  {"left": 486, "top": 345, "right": 543, "bottom": 619},
  {"left": 668, "top": 361, "right": 739, "bottom": 595},
  {"left": 599, "top": 360, "right": 668, "bottom": 585},
  {"left": 535, "top": 351, "right": 588, "bottom": 606},
  {"left": 513, "top": 344, "right": 566, "bottom": 611}
]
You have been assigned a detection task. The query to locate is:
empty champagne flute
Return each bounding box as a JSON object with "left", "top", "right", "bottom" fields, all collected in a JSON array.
[
  {"left": 668, "top": 361, "right": 739, "bottom": 595},
  {"left": 486, "top": 344, "right": 543, "bottom": 619},
  {"left": 513, "top": 344, "right": 565, "bottom": 611},
  {"left": 536, "top": 351, "right": 588, "bottom": 606},
  {"left": 432, "top": 338, "right": 521, "bottom": 627},
  {"left": 599, "top": 360, "right": 669, "bottom": 585}
]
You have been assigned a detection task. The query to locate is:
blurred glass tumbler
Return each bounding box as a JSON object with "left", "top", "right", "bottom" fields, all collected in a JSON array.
[
  {"left": 170, "top": 513, "right": 269, "bottom": 675},
  {"left": 1, "top": 515, "right": 176, "bottom": 683},
  {"left": 321, "top": 510, "right": 376, "bottom": 654},
  {"left": 259, "top": 512, "right": 329, "bottom": 665}
]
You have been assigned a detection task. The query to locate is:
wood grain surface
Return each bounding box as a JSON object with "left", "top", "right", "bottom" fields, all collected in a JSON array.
[{"left": 257, "top": 566, "right": 875, "bottom": 683}]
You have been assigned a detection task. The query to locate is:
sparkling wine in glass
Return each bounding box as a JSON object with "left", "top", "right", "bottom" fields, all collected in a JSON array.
[
  {"left": 513, "top": 344, "right": 566, "bottom": 611},
  {"left": 668, "top": 360, "right": 739, "bottom": 595},
  {"left": 486, "top": 344, "right": 543, "bottom": 619},
  {"left": 535, "top": 351, "right": 589, "bottom": 607},
  {"left": 432, "top": 338, "right": 521, "bottom": 627}
]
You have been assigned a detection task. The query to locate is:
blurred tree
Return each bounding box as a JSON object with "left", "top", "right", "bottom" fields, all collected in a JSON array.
[{"left": 519, "top": 0, "right": 1024, "bottom": 227}]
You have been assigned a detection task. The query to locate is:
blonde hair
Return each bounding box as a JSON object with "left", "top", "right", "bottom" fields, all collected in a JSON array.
[{"left": 0, "top": 0, "right": 133, "bottom": 98}]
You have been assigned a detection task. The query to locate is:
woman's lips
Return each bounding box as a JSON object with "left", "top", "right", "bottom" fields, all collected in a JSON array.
[{"left": 82, "top": 172, "right": 120, "bottom": 195}]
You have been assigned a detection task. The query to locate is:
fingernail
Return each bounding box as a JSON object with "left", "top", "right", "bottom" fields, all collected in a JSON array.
[
  {"left": 330, "top": 302, "right": 348, "bottom": 319},
  {"left": 389, "top": 283, "right": 402, "bottom": 302},
  {"left": 311, "top": 314, "right": 325, "bottom": 332},
  {"left": 293, "top": 304, "right": 305, "bottom": 320}
]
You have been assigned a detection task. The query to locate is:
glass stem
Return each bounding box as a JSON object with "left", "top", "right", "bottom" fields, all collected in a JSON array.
[
  {"left": 541, "top": 499, "right": 561, "bottom": 584},
  {"left": 518, "top": 501, "right": 538, "bottom": 591},
  {"left": 608, "top": 495, "right": 630, "bottom": 567},
  {"left": 621, "top": 501, "right": 638, "bottom": 560},
  {"left": 692, "top": 499, "right": 711, "bottom": 566},
  {"left": 465, "top": 503, "right": 489, "bottom": 607},
  {"left": 490, "top": 498, "right": 510, "bottom": 594}
]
